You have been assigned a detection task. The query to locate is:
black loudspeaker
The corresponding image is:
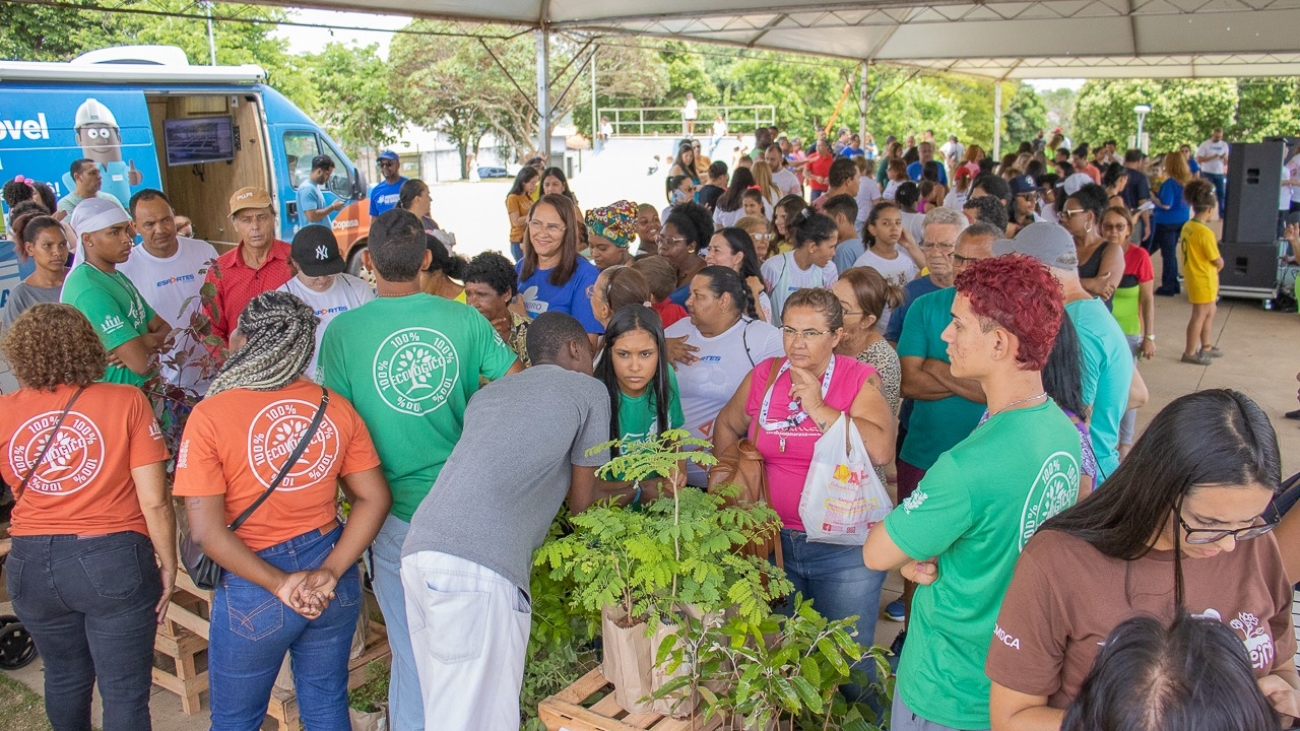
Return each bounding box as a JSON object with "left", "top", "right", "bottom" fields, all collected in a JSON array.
[
  {"left": 1217, "top": 241, "right": 1280, "bottom": 290},
  {"left": 1223, "top": 140, "right": 1283, "bottom": 244}
]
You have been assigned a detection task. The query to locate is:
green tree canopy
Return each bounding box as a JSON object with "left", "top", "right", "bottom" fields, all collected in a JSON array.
[{"left": 1073, "top": 79, "right": 1238, "bottom": 154}]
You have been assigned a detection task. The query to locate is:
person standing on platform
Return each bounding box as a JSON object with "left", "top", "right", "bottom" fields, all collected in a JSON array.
[{"left": 1195, "top": 128, "right": 1230, "bottom": 217}]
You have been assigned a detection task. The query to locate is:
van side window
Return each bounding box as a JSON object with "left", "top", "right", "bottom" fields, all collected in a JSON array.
[
  {"left": 317, "top": 136, "right": 348, "bottom": 196},
  {"left": 284, "top": 132, "right": 319, "bottom": 190}
]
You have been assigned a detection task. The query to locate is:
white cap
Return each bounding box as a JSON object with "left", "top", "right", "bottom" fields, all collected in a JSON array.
[
  {"left": 75, "top": 98, "right": 119, "bottom": 129},
  {"left": 1063, "top": 173, "right": 1094, "bottom": 197},
  {"left": 70, "top": 197, "right": 130, "bottom": 240}
]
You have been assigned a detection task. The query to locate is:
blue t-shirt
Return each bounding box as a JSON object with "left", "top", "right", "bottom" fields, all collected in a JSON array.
[
  {"left": 668, "top": 283, "right": 691, "bottom": 307},
  {"left": 1188, "top": 158, "right": 1201, "bottom": 175},
  {"left": 907, "top": 161, "right": 948, "bottom": 186},
  {"left": 296, "top": 180, "right": 327, "bottom": 229},
  {"left": 886, "top": 276, "right": 943, "bottom": 343},
  {"left": 1065, "top": 298, "right": 1133, "bottom": 482},
  {"left": 370, "top": 177, "right": 408, "bottom": 218},
  {"left": 1153, "top": 179, "right": 1190, "bottom": 226},
  {"left": 517, "top": 257, "right": 604, "bottom": 335}
]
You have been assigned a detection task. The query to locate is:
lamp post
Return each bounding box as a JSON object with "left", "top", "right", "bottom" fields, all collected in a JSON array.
[{"left": 1134, "top": 104, "right": 1151, "bottom": 154}]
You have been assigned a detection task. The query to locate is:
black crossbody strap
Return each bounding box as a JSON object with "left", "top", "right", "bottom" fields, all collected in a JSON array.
[
  {"left": 228, "top": 387, "right": 330, "bottom": 531},
  {"left": 14, "top": 387, "right": 86, "bottom": 502}
]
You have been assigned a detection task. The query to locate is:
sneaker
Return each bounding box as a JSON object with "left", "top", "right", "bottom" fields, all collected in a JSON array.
[
  {"left": 1181, "top": 352, "right": 1212, "bottom": 366},
  {"left": 1199, "top": 346, "right": 1224, "bottom": 358},
  {"left": 884, "top": 598, "right": 906, "bottom": 622},
  {"left": 889, "top": 630, "right": 907, "bottom": 657}
]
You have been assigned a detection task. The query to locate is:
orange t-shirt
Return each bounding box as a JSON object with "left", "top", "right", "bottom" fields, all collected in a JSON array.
[
  {"left": 1, "top": 383, "right": 169, "bottom": 537},
  {"left": 173, "top": 380, "right": 382, "bottom": 551}
]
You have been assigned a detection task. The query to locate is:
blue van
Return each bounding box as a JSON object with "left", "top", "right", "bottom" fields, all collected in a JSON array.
[{"left": 0, "top": 45, "right": 373, "bottom": 290}]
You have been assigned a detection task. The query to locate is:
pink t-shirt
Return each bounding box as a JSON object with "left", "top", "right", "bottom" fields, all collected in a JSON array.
[{"left": 744, "top": 355, "right": 876, "bottom": 531}]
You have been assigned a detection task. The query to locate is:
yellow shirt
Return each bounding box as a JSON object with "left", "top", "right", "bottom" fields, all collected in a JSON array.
[
  {"left": 1179, "top": 219, "right": 1220, "bottom": 304},
  {"left": 506, "top": 193, "right": 532, "bottom": 242}
]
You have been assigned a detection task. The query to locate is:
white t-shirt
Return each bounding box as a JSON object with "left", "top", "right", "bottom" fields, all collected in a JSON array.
[
  {"left": 761, "top": 251, "right": 838, "bottom": 323},
  {"left": 664, "top": 316, "right": 785, "bottom": 485},
  {"left": 712, "top": 120, "right": 728, "bottom": 138},
  {"left": 855, "top": 178, "right": 883, "bottom": 226},
  {"left": 684, "top": 98, "right": 698, "bottom": 120},
  {"left": 1196, "top": 139, "right": 1230, "bottom": 175},
  {"left": 882, "top": 180, "right": 901, "bottom": 201},
  {"left": 853, "top": 246, "right": 918, "bottom": 333},
  {"left": 277, "top": 273, "right": 376, "bottom": 380},
  {"left": 117, "top": 236, "right": 220, "bottom": 392},
  {"left": 1286, "top": 157, "right": 1300, "bottom": 205},
  {"left": 771, "top": 167, "right": 803, "bottom": 198},
  {"left": 902, "top": 211, "right": 926, "bottom": 246},
  {"left": 943, "top": 189, "right": 969, "bottom": 212}
]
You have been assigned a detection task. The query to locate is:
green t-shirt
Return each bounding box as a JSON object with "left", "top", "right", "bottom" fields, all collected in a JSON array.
[
  {"left": 317, "top": 293, "right": 519, "bottom": 521},
  {"left": 895, "top": 287, "right": 986, "bottom": 470},
  {"left": 1110, "top": 284, "right": 1141, "bottom": 335},
  {"left": 885, "top": 400, "right": 1081, "bottom": 729},
  {"left": 617, "top": 367, "right": 684, "bottom": 442},
  {"left": 60, "top": 263, "right": 156, "bottom": 387},
  {"left": 1065, "top": 298, "right": 1132, "bottom": 482}
]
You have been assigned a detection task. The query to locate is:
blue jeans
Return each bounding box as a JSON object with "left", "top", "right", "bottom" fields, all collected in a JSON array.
[
  {"left": 1203, "top": 172, "right": 1227, "bottom": 216},
  {"left": 7, "top": 532, "right": 161, "bottom": 731},
  {"left": 371, "top": 514, "right": 423, "bottom": 731},
  {"left": 510, "top": 242, "right": 523, "bottom": 263},
  {"left": 1150, "top": 223, "right": 1183, "bottom": 293},
  {"left": 778, "top": 529, "right": 887, "bottom": 701},
  {"left": 208, "top": 524, "right": 361, "bottom": 731}
]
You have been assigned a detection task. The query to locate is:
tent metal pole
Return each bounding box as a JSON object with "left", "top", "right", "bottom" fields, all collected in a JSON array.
[
  {"left": 537, "top": 29, "right": 552, "bottom": 162},
  {"left": 859, "top": 61, "right": 868, "bottom": 143},
  {"left": 992, "top": 82, "right": 1003, "bottom": 161},
  {"left": 591, "top": 46, "right": 597, "bottom": 146}
]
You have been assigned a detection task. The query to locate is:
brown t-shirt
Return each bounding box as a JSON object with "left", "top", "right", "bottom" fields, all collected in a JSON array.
[{"left": 986, "top": 529, "right": 1296, "bottom": 708}]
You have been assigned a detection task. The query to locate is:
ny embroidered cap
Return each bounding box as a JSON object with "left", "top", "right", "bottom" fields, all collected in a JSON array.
[
  {"left": 290, "top": 225, "right": 345, "bottom": 277},
  {"left": 229, "top": 187, "right": 273, "bottom": 216},
  {"left": 70, "top": 196, "right": 130, "bottom": 240},
  {"left": 992, "top": 222, "right": 1079, "bottom": 271}
]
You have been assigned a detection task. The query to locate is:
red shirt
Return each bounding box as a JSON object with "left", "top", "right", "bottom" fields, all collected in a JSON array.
[
  {"left": 806, "top": 154, "right": 834, "bottom": 191},
  {"left": 652, "top": 299, "right": 688, "bottom": 328},
  {"left": 202, "top": 240, "right": 294, "bottom": 345}
]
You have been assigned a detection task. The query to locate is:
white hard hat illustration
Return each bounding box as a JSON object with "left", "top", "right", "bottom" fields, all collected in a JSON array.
[{"left": 75, "top": 98, "right": 119, "bottom": 129}]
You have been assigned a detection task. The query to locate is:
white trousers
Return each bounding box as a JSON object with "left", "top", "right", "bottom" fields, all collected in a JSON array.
[{"left": 400, "top": 551, "right": 531, "bottom": 731}]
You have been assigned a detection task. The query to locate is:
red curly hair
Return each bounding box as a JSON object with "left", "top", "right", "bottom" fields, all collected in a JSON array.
[{"left": 954, "top": 255, "right": 1063, "bottom": 371}]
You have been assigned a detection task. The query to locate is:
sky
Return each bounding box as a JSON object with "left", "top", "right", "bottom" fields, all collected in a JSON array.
[{"left": 275, "top": 8, "right": 1088, "bottom": 91}]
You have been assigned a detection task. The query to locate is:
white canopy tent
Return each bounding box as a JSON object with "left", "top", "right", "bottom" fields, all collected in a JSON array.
[{"left": 249, "top": 0, "right": 1300, "bottom": 153}]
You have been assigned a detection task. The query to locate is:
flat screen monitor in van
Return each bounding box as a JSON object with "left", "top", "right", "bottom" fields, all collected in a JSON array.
[{"left": 163, "top": 116, "right": 235, "bottom": 167}]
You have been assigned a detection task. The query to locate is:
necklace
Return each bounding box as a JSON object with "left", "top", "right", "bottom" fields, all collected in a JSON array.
[
  {"left": 377, "top": 290, "right": 419, "bottom": 298},
  {"left": 987, "top": 392, "right": 1047, "bottom": 419}
]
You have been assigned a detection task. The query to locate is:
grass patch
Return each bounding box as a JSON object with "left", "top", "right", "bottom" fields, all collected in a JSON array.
[{"left": 0, "top": 673, "right": 52, "bottom": 731}]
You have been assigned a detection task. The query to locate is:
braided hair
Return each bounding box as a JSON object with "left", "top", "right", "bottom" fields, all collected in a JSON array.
[{"left": 207, "top": 291, "right": 319, "bottom": 397}]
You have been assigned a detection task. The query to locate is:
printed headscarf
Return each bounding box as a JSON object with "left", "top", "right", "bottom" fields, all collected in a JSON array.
[{"left": 584, "top": 200, "right": 639, "bottom": 249}]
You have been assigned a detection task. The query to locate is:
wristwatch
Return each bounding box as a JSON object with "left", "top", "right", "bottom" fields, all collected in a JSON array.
[{"left": 1145, "top": 334, "right": 1156, "bottom": 341}]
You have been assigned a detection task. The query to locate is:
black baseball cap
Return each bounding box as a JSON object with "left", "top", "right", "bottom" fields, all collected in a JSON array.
[{"left": 290, "top": 225, "right": 345, "bottom": 277}]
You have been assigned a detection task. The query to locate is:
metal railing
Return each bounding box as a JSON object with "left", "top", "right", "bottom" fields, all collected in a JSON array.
[{"left": 596, "top": 105, "right": 776, "bottom": 137}]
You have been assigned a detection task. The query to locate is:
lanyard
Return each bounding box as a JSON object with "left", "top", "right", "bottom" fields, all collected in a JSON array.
[{"left": 757, "top": 357, "right": 835, "bottom": 434}]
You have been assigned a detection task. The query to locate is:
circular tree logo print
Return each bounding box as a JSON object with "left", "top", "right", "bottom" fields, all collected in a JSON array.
[
  {"left": 247, "top": 399, "right": 340, "bottom": 491},
  {"left": 8, "top": 411, "right": 104, "bottom": 496},
  {"left": 1019, "top": 450, "right": 1081, "bottom": 550},
  {"left": 373, "top": 327, "right": 460, "bottom": 415}
]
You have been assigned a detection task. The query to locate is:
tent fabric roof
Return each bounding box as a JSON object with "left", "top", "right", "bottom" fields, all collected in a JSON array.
[{"left": 272, "top": 0, "right": 1300, "bottom": 78}]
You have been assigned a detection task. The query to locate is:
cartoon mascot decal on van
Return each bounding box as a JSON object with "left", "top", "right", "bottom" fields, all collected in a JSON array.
[{"left": 60, "top": 98, "right": 143, "bottom": 205}]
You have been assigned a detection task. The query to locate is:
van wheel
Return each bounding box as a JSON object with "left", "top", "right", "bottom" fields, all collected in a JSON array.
[{"left": 347, "top": 246, "right": 376, "bottom": 288}]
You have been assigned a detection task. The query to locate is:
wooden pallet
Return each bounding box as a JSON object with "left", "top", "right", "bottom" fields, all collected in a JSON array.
[
  {"left": 152, "top": 572, "right": 211, "bottom": 715},
  {"left": 264, "top": 621, "right": 390, "bottom": 731},
  {"left": 538, "top": 667, "right": 723, "bottom": 731}
]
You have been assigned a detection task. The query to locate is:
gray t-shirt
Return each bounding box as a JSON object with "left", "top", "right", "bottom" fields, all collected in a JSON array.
[
  {"left": 1, "top": 282, "right": 63, "bottom": 329},
  {"left": 401, "top": 364, "right": 611, "bottom": 591}
]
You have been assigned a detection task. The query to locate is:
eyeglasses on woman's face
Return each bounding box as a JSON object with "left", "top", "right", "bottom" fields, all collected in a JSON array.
[
  {"left": 1059, "top": 208, "right": 1086, "bottom": 220},
  {"left": 528, "top": 219, "right": 565, "bottom": 236},
  {"left": 1177, "top": 509, "right": 1279, "bottom": 545},
  {"left": 780, "top": 327, "right": 833, "bottom": 341}
]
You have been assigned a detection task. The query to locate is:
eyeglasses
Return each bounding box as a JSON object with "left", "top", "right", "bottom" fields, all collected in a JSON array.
[
  {"left": 1059, "top": 208, "right": 1087, "bottom": 220},
  {"left": 780, "top": 327, "right": 834, "bottom": 341},
  {"left": 1177, "top": 510, "right": 1278, "bottom": 545},
  {"left": 952, "top": 253, "right": 985, "bottom": 266},
  {"left": 378, "top": 160, "right": 398, "bottom": 167},
  {"left": 659, "top": 232, "right": 688, "bottom": 247},
  {"left": 1017, "top": 192, "right": 1040, "bottom": 201},
  {"left": 1101, "top": 223, "right": 1130, "bottom": 233},
  {"left": 751, "top": 233, "right": 771, "bottom": 240},
  {"left": 528, "top": 219, "right": 565, "bottom": 235},
  {"left": 920, "top": 241, "right": 956, "bottom": 252}
]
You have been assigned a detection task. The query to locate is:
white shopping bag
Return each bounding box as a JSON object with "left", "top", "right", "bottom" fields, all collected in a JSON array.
[{"left": 798, "top": 413, "right": 893, "bottom": 545}]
